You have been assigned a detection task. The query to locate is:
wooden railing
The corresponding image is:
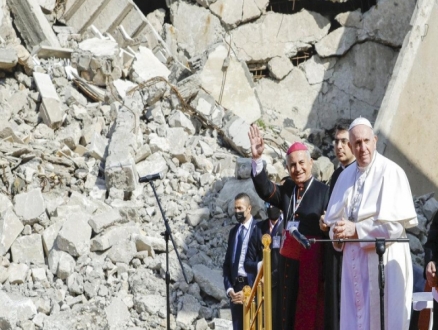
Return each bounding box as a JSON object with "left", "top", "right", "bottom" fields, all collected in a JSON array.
[{"left": 243, "top": 234, "right": 272, "bottom": 330}]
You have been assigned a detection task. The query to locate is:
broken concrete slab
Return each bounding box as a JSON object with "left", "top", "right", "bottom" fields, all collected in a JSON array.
[
  {"left": 190, "top": 91, "right": 224, "bottom": 128},
  {"left": 37, "top": 0, "right": 56, "bottom": 13},
  {"left": 32, "top": 45, "right": 73, "bottom": 59},
  {"left": 136, "top": 152, "right": 168, "bottom": 180},
  {"left": 200, "top": 43, "right": 262, "bottom": 124},
  {"left": 107, "top": 239, "right": 137, "bottom": 264},
  {"left": 42, "top": 220, "right": 64, "bottom": 256},
  {"left": 170, "top": 1, "right": 225, "bottom": 58},
  {"left": 222, "top": 116, "right": 252, "bottom": 155},
  {"left": 315, "top": 27, "right": 357, "bottom": 58},
  {"left": 231, "top": 10, "right": 330, "bottom": 62},
  {"left": 299, "top": 55, "right": 336, "bottom": 85},
  {"left": 33, "top": 72, "right": 64, "bottom": 129},
  {"left": 186, "top": 208, "right": 210, "bottom": 227},
  {"left": 129, "top": 46, "right": 170, "bottom": 84},
  {"left": 90, "top": 225, "right": 140, "bottom": 252},
  {"left": 87, "top": 132, "right": 108, "bottom": 160},
  {"left": 7, "top": 0, "right": 60, "bottom": 51}
]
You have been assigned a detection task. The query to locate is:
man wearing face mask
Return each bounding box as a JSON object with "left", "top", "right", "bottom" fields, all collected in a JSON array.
[
  {"left": 223, "top": 193, "right": 257, "bottom": 330},
  {"left": 244, "top": 203, "right": 282, "bottom": 329}
]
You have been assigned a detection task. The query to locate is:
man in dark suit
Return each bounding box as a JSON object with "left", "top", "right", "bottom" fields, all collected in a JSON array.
[
  {"left": 244, "top": 203, "right": 282, "bottom": 329},
  {"left": 320, "top": 121, "right": 355, "bottom": 330},
  {"left": 223, "top": 193, "right": 257, "bottom": 330}
]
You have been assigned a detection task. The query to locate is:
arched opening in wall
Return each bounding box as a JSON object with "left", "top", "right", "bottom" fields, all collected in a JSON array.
[{"left": 133, "top": 0, "right": 171, "bottom": 24}]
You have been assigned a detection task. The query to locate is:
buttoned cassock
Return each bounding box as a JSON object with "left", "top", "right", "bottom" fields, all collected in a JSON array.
[{"left": 325, "top": 152, "right": 418, "bottom": 330}]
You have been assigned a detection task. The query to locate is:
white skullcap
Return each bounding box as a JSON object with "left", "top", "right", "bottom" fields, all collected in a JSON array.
[{"left": 348, "top": 117, "right": 373, "bottom": 131}]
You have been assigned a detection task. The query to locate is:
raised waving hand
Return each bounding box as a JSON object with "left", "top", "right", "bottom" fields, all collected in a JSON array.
[{"left": 248, "top": 124, "right": 264, "bottom": 159}]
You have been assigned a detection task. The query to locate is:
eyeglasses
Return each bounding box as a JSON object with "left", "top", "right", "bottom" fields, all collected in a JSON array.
[{"left": 332, "top": 138, "right": 349, "bottom": 146}]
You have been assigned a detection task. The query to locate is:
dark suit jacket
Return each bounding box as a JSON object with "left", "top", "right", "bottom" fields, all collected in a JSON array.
[
  {"left": 223, "top": 219, "right": 257, "bottom": 292},
  {"left": 244, "top": 218, "right": 282, "bottom": 287}
]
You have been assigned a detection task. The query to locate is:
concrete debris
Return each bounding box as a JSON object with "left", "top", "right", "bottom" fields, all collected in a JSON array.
[
  {"left": 0, "top": 0, "right": 421, "bottom": 329},
  {"left": 231, "top": 10, "right": 330, "bottom": 62}
]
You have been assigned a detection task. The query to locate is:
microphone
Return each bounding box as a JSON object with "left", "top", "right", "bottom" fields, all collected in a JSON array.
[
  {"left": 139, "top": 172, "right": 163, "bottom": 183},
  {"left": 290, "top": 227, "right": 311, "bottom": 249}
]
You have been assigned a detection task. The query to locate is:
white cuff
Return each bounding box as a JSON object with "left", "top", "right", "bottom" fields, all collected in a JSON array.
[
  {"left": 252, "top": 158, "right": 264, "bottom": 176},
  {"left": 257, "top": 261, "right": 262, "bottom": 273}
]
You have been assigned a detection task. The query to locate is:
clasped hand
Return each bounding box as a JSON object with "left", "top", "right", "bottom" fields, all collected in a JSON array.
[
  {"left": 229, "top": 289, "right": 244, "bottom": 304},
  {"left": 332, "top": 218, "right": 357, "bottom": 239}
]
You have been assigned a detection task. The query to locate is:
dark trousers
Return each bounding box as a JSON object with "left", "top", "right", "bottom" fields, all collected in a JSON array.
[{"left": 230, "top": 277, "right": 248, "bottom": 330}]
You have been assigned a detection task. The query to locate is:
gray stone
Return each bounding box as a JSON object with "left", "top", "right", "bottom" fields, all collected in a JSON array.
[
  {"left": 11, "top": 234, "right": 44, "bottom": 265},
  {"left": 315, "top": 27, "right": 358, "bottom": 58},
  {"left": 13, "top": 188, "right": 45, "bottom": 224},
  {"left": 33, "top": 71, "right": 63, "bottom": 129},
  {"left": 107, "top": 239, "right": 137, "bottom": 264},
  {"left": 87, "top": 132, "right": 108, "bottom": 160},
  {"left": 186, "top": 208, "right": 210, "bottom": 227},
  {"left": 299, "top": 55, "right": 336, "bottom": 85},
  {"left": 0, "top": 291, "right": 37, "bottom": 327},
  {"left": 42, "top": 220, "right": 64, "bottom": 255},
  {"left": 56, "top": 251, "right": 76, "bottom": 280},
  {"left": 32, "top": 312, "right": 46, "bottom": 328},
  {"left": 191, "top": 91, "right": 224, "bottom": 128},
  {"left": 0, "top": 207, "right": 23, "bottom": 256},
  {"left": 200, "top": 44, "right": 262, "bottom": 124},
  {"left": 90, "top": 225, "right": 141, "bottom": 252},
  {"left": 136, "top": 152, "right": 168, "bottom": 179},
  {"left": 89, "top": 209, "right": 122, "bottom": 234},
  {"left": 222, "top": 117, "right": 251, "bottom": 155},
  {"left": 0, "top": 47, "right": 17, "bottom": 69},
  {"left": 268, "top": 56, "right": 293, "bottom": 80},
  {"left": 313, "top": 156, "right": 334, "bottom": 182},
  {"left": 37, "top": 0, "right": 56, "bottom": 12},
  {"left": 195, "top": 318, "right": 209, "bottom": 330},
  {"left": 235, "top": 158, "right": 252, "bottom": 179},
  {"left": 176, "top": 294, "right": 201, "bottom": 329},
  {"left": 168, "top": 127, "right": 189, "bottom": 159},
  {"left": 64, "top": 86, "right": 87, "bottom": 107},
  {"left": 423, "top": 197, "right": 438, "bottom": 221},
  {"left": 168, "top": 110, "right": 196, "bottom": 135},
  {"left": 67, "top": 272, "right": 84, "bottom": 295},
  {"left": 67, "top": 191, "right": 98, "bottom": 215},
  {"left": 0, "top": 266, "right": 9, "bottom": 284},
  {"left": 211, "top": 318, "right": 232, "bottom": 329},
  {"left": 8, "top": 263, "right": 29, "bottom": 284},
  {"left": 56, "top": 214, "right": 92, "bottom": 257},
  {"left": 192, "top": 264, "right": 227, "bottom": 301},
  {"left": 134, "top": 294, "right": 166, "bottom": 315},
  {"left": 56, "top": 121, "right": 82, "bottom": 150},
  {"left": 31, "top": 268, "right": 48, "bottom": 283},
  {"left": 105, "top": 297, "right": 130, "bottom": 329}
]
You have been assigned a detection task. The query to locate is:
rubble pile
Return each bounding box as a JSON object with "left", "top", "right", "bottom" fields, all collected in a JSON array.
[{"left": 0, "top": 0, "right": 420, "bottom": 329}]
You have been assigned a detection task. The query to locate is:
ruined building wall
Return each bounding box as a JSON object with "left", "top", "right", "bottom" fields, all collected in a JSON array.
[{"left": 375, "top": 0, "right": 438, "bottom": 197}]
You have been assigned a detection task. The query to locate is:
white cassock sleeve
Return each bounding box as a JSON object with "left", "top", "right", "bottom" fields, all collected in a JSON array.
[{"left": 355, "top": 219, "right": 404, "bottom": 249}]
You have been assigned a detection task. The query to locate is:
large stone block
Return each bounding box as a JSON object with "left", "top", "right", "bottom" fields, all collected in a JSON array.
[
  {"left": 88, "top": 209, "right": 122, "bottom": 234},
  {"left": 0, "top": 47, "right": 17, "bottom": 69},
  {"left": 192, "top": 264, "right": 227, "bottom": 301},
  {"left": 11, "top": 234, "right": 44, "bottom": 265},
  {"left": 90, "top": 225, "right": 140, "bottom": 251},
  {"left": 129, "top": 46, "right": 170, "bottom": 84},
  {"left": 13, "top": 188, "right": 45, "bottom": 224},
  {"left": 0, "top": 291, "right": 37, "bottom": 327},
  {"left": 105, "top": 298, "right": 131, "bottom": 330},
  {"left": 33, "top": 72, "right": 64, "bottom": 129},
  {"left": 8, "top": 263, "right": 29, "bottom": 284}
]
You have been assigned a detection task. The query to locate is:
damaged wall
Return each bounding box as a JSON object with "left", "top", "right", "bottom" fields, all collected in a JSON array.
[{"left": 375, "top": 0, "right": 438, "bottom": 197}]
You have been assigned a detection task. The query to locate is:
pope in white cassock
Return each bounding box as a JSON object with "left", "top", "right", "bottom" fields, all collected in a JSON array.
[{"left": 324, "top": 117, "right": 418, "bottom": 330}]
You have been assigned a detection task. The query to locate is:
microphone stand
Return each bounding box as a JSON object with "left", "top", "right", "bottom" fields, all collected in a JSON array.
[
  {"left": 308, "top": 237, "right": 410, "bottom": 330},
  {"left": 147, "top": 180, "right": 189, "bottom": 330}
]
